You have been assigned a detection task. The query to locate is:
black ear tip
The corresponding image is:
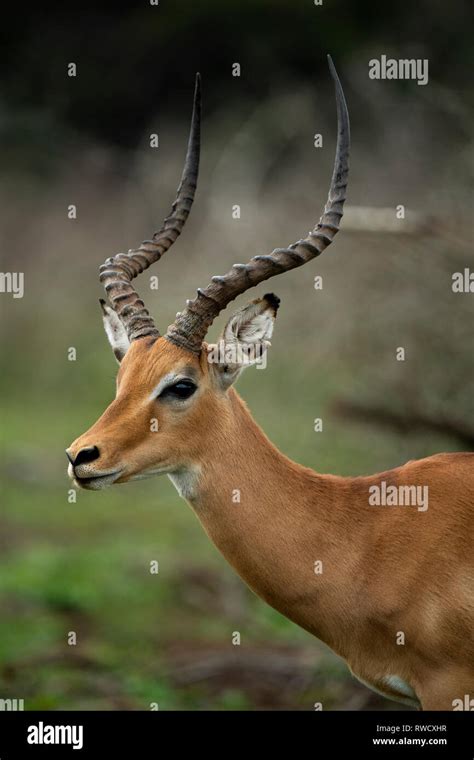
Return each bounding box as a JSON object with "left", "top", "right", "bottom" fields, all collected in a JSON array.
[
  {"left": 263, "top": 293, "right": 281, "bottom": 314},
  {"left": 99, "top": 298, "right": 107, "bottom": 313}
]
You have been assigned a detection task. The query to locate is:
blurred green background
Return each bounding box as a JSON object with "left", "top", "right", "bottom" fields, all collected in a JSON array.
[{"left": 0, "top": 1, "right": 472, "bottom": 710}]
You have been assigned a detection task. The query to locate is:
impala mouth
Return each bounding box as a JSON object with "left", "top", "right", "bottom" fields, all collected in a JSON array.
[{"left": 71, "top": 468, "right": 123, "bottom": 490}]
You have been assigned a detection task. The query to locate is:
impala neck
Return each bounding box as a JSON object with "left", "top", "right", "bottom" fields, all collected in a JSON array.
[{"left": 173, "top": 387, "right": 356, "bottom": 657}]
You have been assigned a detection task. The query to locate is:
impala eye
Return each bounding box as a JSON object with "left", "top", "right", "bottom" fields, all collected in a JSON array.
[{"left": 160, "top": 380, "right": 197, "bottom": 400}]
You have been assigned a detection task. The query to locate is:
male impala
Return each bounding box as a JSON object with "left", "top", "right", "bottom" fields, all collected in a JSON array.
[{"left": 67, "top": 58, "right": 474, "bottom": 710}]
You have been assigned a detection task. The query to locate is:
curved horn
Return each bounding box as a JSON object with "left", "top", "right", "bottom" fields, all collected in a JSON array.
[
  {"left": 165, "top": 56, "right": 349, "bottom": 355},
  {"left": 99, "top": 73, "right": 201, "bottom": 342}
]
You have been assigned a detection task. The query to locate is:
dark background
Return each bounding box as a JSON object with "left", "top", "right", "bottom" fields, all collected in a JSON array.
[
  {"left": 1, "top": 1, "right": 471, "bottom": 166},
  {"left": 0, "top": 1, "right": 472, "bottom": 710}
]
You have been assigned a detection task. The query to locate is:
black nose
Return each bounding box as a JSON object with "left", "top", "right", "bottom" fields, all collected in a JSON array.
[{"left": 66, "top": 446, "right": 100, "bottom": 467}]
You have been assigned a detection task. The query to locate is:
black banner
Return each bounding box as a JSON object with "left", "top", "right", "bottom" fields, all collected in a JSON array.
[{"left": 0, "top": 710, "right": 472, "bottom": 758}]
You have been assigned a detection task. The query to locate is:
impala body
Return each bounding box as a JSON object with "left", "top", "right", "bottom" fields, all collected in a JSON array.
[{"left": 67, "top": 61, "right": 474, "bottom": 710}]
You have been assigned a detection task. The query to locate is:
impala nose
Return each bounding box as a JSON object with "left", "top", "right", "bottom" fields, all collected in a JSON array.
[{"left": 66, "top": 446, "right": 100, "bottom": 467}]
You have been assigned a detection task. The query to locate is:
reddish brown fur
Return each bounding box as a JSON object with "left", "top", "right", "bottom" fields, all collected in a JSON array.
[{"left": 69, "top": 338, "right": 474, "bottom": 709}]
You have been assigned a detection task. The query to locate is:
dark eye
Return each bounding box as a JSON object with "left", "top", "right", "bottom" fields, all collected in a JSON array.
[{"left": 160, "top": 380, "right": 197, "bottom": 400}]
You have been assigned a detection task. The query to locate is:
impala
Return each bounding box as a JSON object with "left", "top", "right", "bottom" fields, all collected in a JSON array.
[{"left": 67, "top": 58, "right": 474, "bottom": 710}]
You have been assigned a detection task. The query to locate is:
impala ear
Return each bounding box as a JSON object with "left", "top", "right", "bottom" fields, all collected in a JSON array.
[
  {"left": 207, "top": 293, "right": 280, "bottom": 389},
  {"left": 99, "top": 299, "right": 130, "bottom": 363}
]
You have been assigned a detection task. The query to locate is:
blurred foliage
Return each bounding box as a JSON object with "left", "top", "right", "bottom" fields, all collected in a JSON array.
[{"left": 0, "top": 0, "right": 471, "bottom": 173}]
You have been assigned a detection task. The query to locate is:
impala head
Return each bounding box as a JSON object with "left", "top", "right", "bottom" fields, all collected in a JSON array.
[{"left": 67, "top": 57, "right": 350, "bottom": 490}]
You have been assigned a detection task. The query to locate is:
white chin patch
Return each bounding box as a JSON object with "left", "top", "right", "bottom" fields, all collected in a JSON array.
[{"left": 73, "top": 473, "right": 119, "bottom": 490}]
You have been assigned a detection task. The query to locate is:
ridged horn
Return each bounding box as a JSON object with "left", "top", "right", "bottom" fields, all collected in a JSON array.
[
  {"left": 99, "top": 73, "right": 201, "bottom": 341},
  {"left": 165, "top": 56, "right": 349, "bottom": 354}
]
